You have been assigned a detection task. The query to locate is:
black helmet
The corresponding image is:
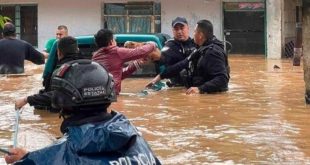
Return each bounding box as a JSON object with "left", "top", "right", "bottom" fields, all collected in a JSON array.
[{"left": 51, "top": 59, "right": 116, "bottom": 110}]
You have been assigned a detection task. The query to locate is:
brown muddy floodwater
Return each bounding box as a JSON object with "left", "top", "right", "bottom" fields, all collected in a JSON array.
[{"left": 1, "top": 55, "right": 310, "bottom": 164}]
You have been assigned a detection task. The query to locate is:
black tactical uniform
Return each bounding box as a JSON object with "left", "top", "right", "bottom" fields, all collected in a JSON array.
[
  {"left": 159, "top": 38, "right": 196, "bottom": 86},
  {"left": 184, "top": 36, "right": 230, "bottom": 93}
]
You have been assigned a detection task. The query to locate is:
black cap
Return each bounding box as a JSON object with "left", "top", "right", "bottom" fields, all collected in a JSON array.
[
  {"left": 172, "top": 17, "right": 188, "bottom": 27},
  {"left": 2, "top": 22, "right": 16, "bottom": 36}
]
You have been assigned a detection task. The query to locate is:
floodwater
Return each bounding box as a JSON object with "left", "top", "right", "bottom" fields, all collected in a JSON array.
[{"left": 1, "top": 55, "right": 310, "bottom": 164}]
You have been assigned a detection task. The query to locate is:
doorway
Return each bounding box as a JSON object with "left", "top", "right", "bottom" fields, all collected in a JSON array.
[
  {"left": 0, "top": 5, "right": 38, "bottom": 46},
  {"left": 223, "top": 2, "right": 265, "bottom": 55},
  {"left": 20, "top": 6, "right": 37, "bottom": 47}
]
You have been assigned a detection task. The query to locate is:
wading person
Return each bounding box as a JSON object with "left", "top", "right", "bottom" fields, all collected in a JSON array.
[
  {"left": 43, "top": 25, "right": 69, "bottom": 56},
  {"left": 42, "top": 25, "right": 69, "bottom": 91},
  {"left": 146, "top": 17, "right": 196, "bottom": 87},
  {"left": 185, "top": 19, "right": 230, "bottom": 94},
  {"left": 15, "top": 36, "right": 81, "bottom": 112},
  {"left": 5, "top": 59, "right": 162, "bottom": 165},
  {"left": 147, "top": 19, "right": 229, "bottom": 94},
  {"left": 92, "top": 29, "right": 160, "bottom": 95},
  {"left": 0, "top": 22, "right": 46, "bottom": 74}
]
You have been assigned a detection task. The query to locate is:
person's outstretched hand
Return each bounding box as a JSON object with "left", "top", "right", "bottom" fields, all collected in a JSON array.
[
  {"left": 145, "top": 81, "right": 154, "bottom": 89},
  {"left": 145, "top": 75, "right": 161, "bottom": 88},
  {"left": 4, "top": 147, "right": 28, "bottom": 164},
  {"left": 42, "top": 51, "right": 49, "bottom": 59},
  {"left": 148, "top": 48, "right": 161, "bottom": 61},
  {"left": 15, "top": 97, "right": 28, "bottom": 110},
  {"left": 186, "top": 87, "right": 200, "bottom": 95}
]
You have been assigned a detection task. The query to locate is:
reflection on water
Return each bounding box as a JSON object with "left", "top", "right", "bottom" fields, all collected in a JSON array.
[{"left": 1, "top": 56, "right": 310, "bottom": 164}]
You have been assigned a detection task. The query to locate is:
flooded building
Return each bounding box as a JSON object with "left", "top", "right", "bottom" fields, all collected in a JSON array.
[{"left": 0, "top": 0, "right": 301, "bottom": 59}]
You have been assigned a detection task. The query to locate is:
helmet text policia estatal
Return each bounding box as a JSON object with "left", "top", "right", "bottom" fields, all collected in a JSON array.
[{"left": 51, "top": 59, "right": 116, "bottom": 110}]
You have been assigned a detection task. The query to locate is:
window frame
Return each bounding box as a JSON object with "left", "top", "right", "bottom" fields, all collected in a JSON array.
[{"left": 102, "top": 2, "right": 161, "bottom": 33}]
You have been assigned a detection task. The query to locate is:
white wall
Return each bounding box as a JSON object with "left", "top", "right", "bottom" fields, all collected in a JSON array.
[
  {"left": 0, "top": 0, "right": 226, "bottom": 50},
  {"left": 2, "top": 0, "right": 283, "bottom": 58},
  {"left": 266, "top": 0, "right": 283, "bottom": 59},
  {"left": 1, "top": 0, "right": 102, "bottom": 50},
  {"left": 37, "top": 0, "right": 101, "bottom": 50},
  {"left": 161, "top": 0, "right": 223, "bottom": 40},
  {"left": 102, "top": 0, "right": 224, "bottom": 40}
]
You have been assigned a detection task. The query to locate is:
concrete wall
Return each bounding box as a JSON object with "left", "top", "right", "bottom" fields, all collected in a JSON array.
[
  {"left": 1, "top": 0, "right": 101, "bottom": 50},
  {"left": 161, "top": 0, "right": 223, "bottom": 40},
  {"left": 103, "top": 0, "right": 224, "bottom": 39},
  {"left": 1, "top": 0, "right": 224, "bottom": 50},
  {"left": 1, "top": 0, "right": 286, "bottom": 59},
  {"left": 37, "top": 0, "right": 101, "bottom": 50},
  {"left": 266, "top": 0, "right": 283, "bottom": 59}
]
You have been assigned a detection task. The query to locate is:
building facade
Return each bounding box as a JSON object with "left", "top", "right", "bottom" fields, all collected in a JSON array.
[{"left": 0, "top": 0, "right": 299, "bottom": 59}]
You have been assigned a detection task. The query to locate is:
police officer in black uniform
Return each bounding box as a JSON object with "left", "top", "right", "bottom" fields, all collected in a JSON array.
[
  {"left": 15, "top": 36, "right": 81, "bottom": 112},
  {"left": 147, "top": 19, "right": 229, "bottom": 94},
  {"left": 146, "top": 17, "right": 196, "bottom": 87},
  {"left": 185, "top": 19, "right": 230, "bottom": 94}
]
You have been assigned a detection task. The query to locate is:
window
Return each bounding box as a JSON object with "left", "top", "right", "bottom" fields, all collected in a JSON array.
[
  {"left": 0, "top": 5, "right": 38, "bottom": 46},
  {"left": 103, "top": 2, "right": 161, "bottom": 33}
]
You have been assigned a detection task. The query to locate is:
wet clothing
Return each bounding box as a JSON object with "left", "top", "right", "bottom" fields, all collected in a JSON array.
[
  {"left": 184, "top": 36, "right": 230, "bottom": 93},
  {"left": 27, "top": 91, "right": 54, "bottom": 111},
  {"left": 165, "top": 36, "right": 229, "bottom": 93},
  {"left": 0, "top": 37, "right": 45, "bottom": 74},
  {"left": 28, "top": 54, "right": 81, "bottom": 112},
  {"left": 92, "top": 44, "right": 156, "bottom": 94},
  {"left": 14, "top": 111, "right": 161, "bottom": 165},
  {"left": 159, "top": 38, "right": 196, "bottom": 86}
]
